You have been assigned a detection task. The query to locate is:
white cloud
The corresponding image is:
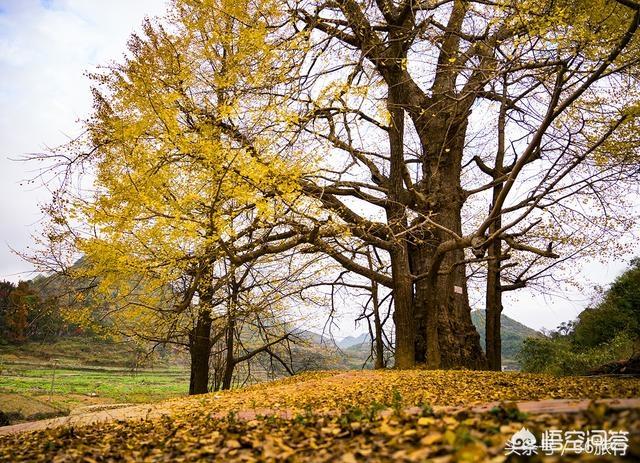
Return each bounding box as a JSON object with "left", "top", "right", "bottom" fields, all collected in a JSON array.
[{"left": 0, "top": 0, "right": 168, "bottom": 281}]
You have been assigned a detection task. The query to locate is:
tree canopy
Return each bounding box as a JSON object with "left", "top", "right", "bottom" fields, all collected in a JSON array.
[{"left": 30, "top": 0, "right": 640, "bottom": 379}]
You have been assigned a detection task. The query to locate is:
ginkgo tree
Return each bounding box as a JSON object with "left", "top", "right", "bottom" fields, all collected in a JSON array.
[
  {"left": 32, "top": 0, "right": 640, "bottom": 376},
  {"left": 32, "top": 0, "right": 336, "bottom": 393},
  {"left": 288, "top": 0, "right": 640, "bottom": 369}
]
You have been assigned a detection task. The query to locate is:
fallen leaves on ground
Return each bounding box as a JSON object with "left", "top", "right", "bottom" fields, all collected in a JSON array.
[{"left": 1, "top": 370, "right": 639, "bottom": 462}]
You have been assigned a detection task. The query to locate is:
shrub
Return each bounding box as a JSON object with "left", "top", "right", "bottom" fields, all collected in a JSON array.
[{"left": 518, "top": 331, "right": 636, "bottom": 375}]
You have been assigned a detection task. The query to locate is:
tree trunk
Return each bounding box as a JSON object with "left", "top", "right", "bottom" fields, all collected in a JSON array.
[
  {"left": 390, "top": 246, "right": 415, "bottom": 369},
  {"left": 412, "top": 211, "right": 485, "bottom": 369},
  {"left": 486, "top": 254, "right": 503, "bottom": 370},
  {"left": 189, "top": 309, "right": 212, "bottom": 395},
  {"left": 485, "top": 185, "right": 504, "bottom": 371},
  {"left": 411, "top": 108, "right": 486, "bottom": 369},
  {"left": 371, "top": 277, "right": 385, "bottom": 369},
  {"left": 221, "top": 317, "right": 235, "bottom": 390},
  {"left": 221, "top": 284, "right": 237, "bottom": 390},
  {"left": 386, "top": 69, "right": 415, "bottom": 369},
  {"left": 486, "top": 92, "right": 506, "bottom": 371}
]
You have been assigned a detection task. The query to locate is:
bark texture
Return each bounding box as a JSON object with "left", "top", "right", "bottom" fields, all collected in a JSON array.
[{"left": 189, "top": 309, "right": 212, "bottom": 395}]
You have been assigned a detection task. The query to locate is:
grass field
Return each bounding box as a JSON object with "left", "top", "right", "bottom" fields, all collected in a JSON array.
[{"left": 0, "top": 338, "right": 189, "bottom": 423}]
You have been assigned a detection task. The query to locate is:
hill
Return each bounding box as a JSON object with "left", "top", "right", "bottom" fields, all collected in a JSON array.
[
  {"left": 337, "top": 333, "right": 369, "bottom": 349},
  {"left": 470, "top": 310, "right": 541, "bottom": 366}
]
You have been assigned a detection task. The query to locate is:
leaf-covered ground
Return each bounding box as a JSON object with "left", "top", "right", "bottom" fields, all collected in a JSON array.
[{"left": 1, "top": 370, "right": 639, "bottom": 462}]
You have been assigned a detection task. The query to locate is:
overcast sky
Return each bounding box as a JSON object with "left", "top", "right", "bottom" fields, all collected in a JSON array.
[
  {"left": 0, "top": 0, "right": 637, "bottom": 335},
  {"left": 0, "top": 0, "right": 168, "bottom": 276}
]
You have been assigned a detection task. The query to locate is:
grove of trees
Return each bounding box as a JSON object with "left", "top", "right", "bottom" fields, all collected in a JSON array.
[
  {"left": 27, "top": 0, "right": 640, "bottom": 391},
  {"left": 0, "top": 280, "right": 76, "bottom": 343}
]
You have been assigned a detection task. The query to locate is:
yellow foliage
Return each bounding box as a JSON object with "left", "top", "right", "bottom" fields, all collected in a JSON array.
[{"left": 62, "top": 0, "right": 313, "bottom": 337}]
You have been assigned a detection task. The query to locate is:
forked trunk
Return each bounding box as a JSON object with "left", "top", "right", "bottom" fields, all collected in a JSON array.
[{"left": 410, "top": 111, "right": 486, "bottom": 369}]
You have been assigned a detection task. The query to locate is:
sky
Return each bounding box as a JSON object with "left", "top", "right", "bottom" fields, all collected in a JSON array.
[
  {"left": 0, "top": 0, "right": 637, "bottom": 336},
  {"left": 0, "top": 0, "right": 168, "bottom": 277}
]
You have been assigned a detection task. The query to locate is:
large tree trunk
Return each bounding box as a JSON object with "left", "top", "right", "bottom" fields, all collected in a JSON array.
[
  {"left": 189, "top": 309, "right": 212, "bottom": 395},
  {"left": 411, "top": 209, "right": 485, "bottom": 369},
  {"left": 410, "top": 107, "right": 486, "bottom": 369},
  {"left": 390, "top": 245, "right": 415, "bottom": 369}
]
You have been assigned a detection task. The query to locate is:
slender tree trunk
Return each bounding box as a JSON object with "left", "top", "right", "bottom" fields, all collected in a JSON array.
[
  {"left": 485, "top": 193, "right": 504, "bottom": 371},
  {"left": 221, "top": 275, "right": 240, "bottom": 390},
  {"left": 371, "top": 277, "right": 385, "bottom": 369},
  {"left": 189, "top": 308, "right": 212, "bottom": 395},
  {"left": 486, "top": 92, "right": 507, "bottom": 371},
  {"left": 365, "top": 247, "right": 386, "bottom": 369},
  {"left": 486, "top": 247, "right": 503, "bottom": 370},
  {"left": 221, "top": 316, "right": 235, "bottom": 390},
  {"left": 221, "top": 281, "right": 238, "bottom": 390}
]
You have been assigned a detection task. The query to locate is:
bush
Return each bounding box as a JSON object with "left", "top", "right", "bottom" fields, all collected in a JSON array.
[
  {"left": 518, "top": 331, "right": 636, "bottom": 375},
  {"left": 573, "top": 303, "right": 638, "bottom": 348},
  {"left": 519, "top": 259, "right": 640, "bottom": 375}
]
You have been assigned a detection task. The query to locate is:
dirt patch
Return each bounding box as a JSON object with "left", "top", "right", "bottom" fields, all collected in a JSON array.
[
  {"left": 0, "top": 402, "right": 171, "bottom": 435},
  {"left": 0, "top": 393, "right": 67, "bottom": 424}
]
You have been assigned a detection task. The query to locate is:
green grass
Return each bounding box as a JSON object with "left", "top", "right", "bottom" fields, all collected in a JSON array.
[
  {"left": 0, "top": 365, "right": 188, "bottom": 403},
  {"left": 0, "top": 338, "right": 190, "bottom": 423},
  {"left": 0, "top": 337, "right": 183, "bottom": 369}
]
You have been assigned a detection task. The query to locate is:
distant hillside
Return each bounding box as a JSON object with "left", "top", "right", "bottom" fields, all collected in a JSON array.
[
  {"left": 470, "top": 310, "right": 542, "bottom": 364},
  {"left": 337, "top": 333, "right": 369, "bottom": 349},
  {"left": 331, "top": 312, "right": 541, "bottom": 369}
]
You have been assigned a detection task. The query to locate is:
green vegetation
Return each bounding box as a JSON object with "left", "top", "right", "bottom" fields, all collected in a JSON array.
[
  {"left": 518, "top": 259, "right": 640, "bottom": 375},
  {"left": 0, "top": 280, "right": 69, "bottom": 344},
  {"left": 470, "top": 311, "right": 541, "bottom": 367},
  {"left": 0, "top": 338, "right": 188, "bottom": 423}
]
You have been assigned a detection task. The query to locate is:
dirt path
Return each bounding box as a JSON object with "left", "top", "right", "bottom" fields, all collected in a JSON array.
[
  {"left": 0, "top": 402, "right": 173, "bottom": 435},
  {"left": 3, "top": 395, "right": 639, "bottom": 436}
]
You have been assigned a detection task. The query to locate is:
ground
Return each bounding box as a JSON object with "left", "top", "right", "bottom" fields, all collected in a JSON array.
[{"left": 0, "top": 370, "right": 639, "bottom": 462}]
